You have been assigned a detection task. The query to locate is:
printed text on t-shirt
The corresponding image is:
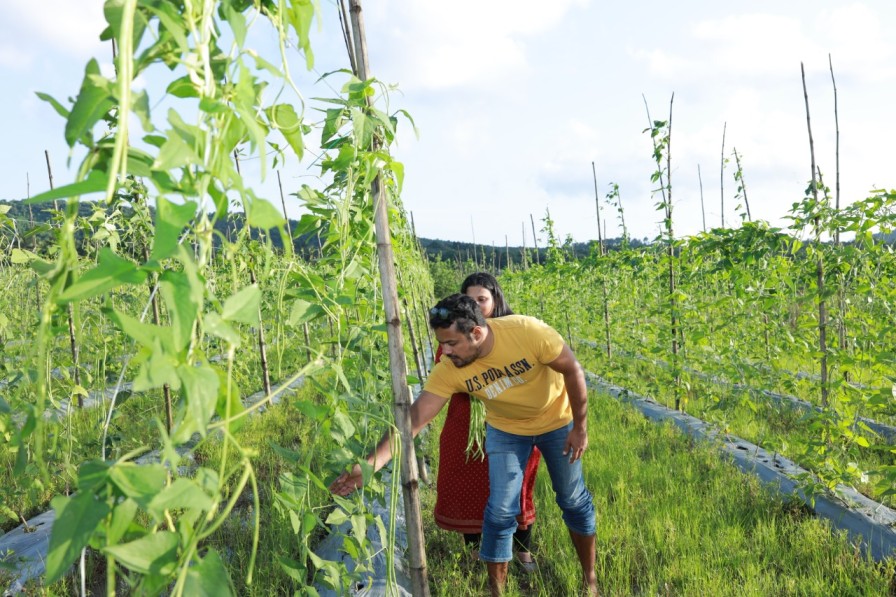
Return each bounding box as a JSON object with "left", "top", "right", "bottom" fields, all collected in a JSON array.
[{"left": 463, "top": 358, "right": 533, "bottom": 399}]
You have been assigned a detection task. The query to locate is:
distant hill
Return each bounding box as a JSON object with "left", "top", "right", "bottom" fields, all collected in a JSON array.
[{"left": 0, "top": 198, "right": 643, "bottom": 265}]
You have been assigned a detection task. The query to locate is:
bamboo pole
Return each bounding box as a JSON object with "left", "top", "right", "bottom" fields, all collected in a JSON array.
[
  {"left": 44, "top": 151, "right": 59, "bottom": 212},
  {"left": 801, "top": 62, "right": 829, "bottom": 409},
  {"left": 732, "top": 148, "right": 752, "bottom": 221},
  {"left": 414, "top": 296, "right": 434, "bottom": 365},
  {"left": 504, "top": 235, "right": 510, "bottom": 272},
  {"left": 643, "top": 94, "right": 680, "bottom": 409},
  {"left": 530, "top": 213, "right": 540, "bottom": 265},
  {"left": 829, "top": 54, "right": 848, "bottom": 380},
  {"left": 143, "top": 244, "right": 173, "bottom": 431},
  {"left": 470, "top": 215, "right": 478, "bottom": 269},
  {"left": 233, "top": 150, "right": 273, "bottom": 396},
  {"left": 697, "top": 164, "right": 706, "bottom": 232},
  {"left": 830, "top": 54, "right": 841, "bottom": 233},
  {"left": 521, "top": 221, "right": 528, "bottom": 269},
  {"left": 249, "top": 269, "right": 272, "bottom": 396},
  {"left": 348, "top": 2, "right": 429, "bottom": 594},
  {"left": 277, "top": 170, "right": 293, "bottom": 247},
  {"left": 403, "top": 298, "right": 424, "bottom": 386},
  {"left": 591, "top": 161, "right": 604, "bottom": 257},
  {"left": 665, "top": 94, "right": 681, "bottom": 410},
  {"left": 302, "top": 323, "right": 312, "bottom": 363},
  {"left": 592, "top": 164, "right": 612, "bottom": 358},
  {"left": 720, "top": 122, "right": 726, "bottom": 229},
  {"left": 45, "top": 151, "right": 82, "bottom": 406}
]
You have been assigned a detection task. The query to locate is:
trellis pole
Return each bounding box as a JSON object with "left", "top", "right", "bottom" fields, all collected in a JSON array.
[{"left": 347, "top": 1, "right": 430, "bottom": 594}]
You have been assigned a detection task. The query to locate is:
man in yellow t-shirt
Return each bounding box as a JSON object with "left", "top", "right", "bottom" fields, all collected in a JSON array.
[{"left": 330, "top": 294, "right": 597, "bottom": 596}]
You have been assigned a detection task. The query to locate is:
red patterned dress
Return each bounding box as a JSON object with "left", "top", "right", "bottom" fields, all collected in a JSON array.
[{"left": 433, "top": 348, "right": 540, "bottom": 534}]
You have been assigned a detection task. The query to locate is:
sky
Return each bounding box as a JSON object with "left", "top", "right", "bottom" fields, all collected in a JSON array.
[{"left": 1, "top": 1, "right": 894, "bottom": 247}]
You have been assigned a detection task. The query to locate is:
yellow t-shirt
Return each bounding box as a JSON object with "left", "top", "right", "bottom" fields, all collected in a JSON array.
[{"left": 424, "top": 315, "right": 571, "bottom": 435}]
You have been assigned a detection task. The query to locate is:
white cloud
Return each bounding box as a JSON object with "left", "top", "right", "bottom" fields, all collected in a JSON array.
[
  {"left": 816, "top": 3, "right": 896, "bottom": 81},
  {"left": 0, "top": 1, "right": 106, "bottom": 66},
  {"left": 366, "top": 0, "right": 589, "bottom": 89}
]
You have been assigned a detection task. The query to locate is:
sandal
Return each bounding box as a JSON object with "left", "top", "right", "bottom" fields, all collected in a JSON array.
[{"left": 514, "top": 551, "right": 537, "bottom": 573}]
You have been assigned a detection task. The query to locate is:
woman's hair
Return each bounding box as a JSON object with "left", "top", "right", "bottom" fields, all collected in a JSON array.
[{"left": 460, "top": 272, "right": 514, "bottom": 318}]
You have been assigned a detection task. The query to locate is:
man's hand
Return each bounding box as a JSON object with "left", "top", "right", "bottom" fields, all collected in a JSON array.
[
  {"left": 563, "top": 425, "right": 589, "bottom": 463},
  {"left": 329, "top": 464, "right": 364, "bottom": 496}
]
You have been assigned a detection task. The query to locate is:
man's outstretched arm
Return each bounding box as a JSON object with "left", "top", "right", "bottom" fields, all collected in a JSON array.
[
  {"left": 547, "top": 344, "right": 589, "bottom": 462},
  {"left": 328, "top": 390, "right": 449, "bottom": 496}
]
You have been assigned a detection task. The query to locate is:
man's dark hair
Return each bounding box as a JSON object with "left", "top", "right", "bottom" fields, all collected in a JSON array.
[
  {"left": 429, "top": 294, "right": 486, "bottom": 336},
  {"left": 460, "top": 271, "right": 514, "bottom": 318}
]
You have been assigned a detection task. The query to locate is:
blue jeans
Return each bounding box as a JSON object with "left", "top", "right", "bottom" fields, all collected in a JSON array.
[{"left": 479, "top": 421, "right": 596, "bottom": 562}]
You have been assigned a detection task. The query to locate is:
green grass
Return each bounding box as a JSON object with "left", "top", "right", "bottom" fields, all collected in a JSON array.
[
  {"left": 579, "top": 347, "right": 896, "bottom": 507},
  {"left": 13, "top": 385, "right": 896, "bottom": 595},
  {"left": 422, "top": 391, "right": 896, "bottom": 595}
]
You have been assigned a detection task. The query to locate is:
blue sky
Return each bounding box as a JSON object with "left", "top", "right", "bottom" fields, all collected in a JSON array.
[{"left": 1, "top": 1, "right": 894, "bottom": 246}]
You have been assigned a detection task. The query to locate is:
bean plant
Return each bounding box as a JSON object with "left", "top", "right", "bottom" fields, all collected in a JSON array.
[{"left": 1, "top": 1, "right": 430, "bottom": 594}]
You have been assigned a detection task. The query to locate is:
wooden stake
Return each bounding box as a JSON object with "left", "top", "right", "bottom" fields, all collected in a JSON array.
[
  {"left": 277, "top": 170, "right": 293, "bottom": 247},
  {"left": 732, "top": 148, "right": 752, "bottom": 221},
  {"left": 249, "top": 269, "right": 272, "bottom": 397},
  {"left": 697, "top": 164, "right": 706, "bottom": 232},
  {"left": 45, "top": 151, "right": 81, "bottom": 405},
  {"left": 529, "top": 213, "right": 540, "bottom": 265},
  {"left": 348, "top": 3, "right": 429, "bottom": 593},
  {"left": 143, "top": 245, "right": 173, "bottom": 432},
  {"left": 801, "top": 62, "right": 829, "bottom": 409},
  {"left": 521, "top": 221, "right": 528, "bottom": 269},
  {"left": 591, "top": 161, "right": 604, "bottom": 257},
  {"left": 720, "top": 122, "right": 726, "bottom": 228},
  {"left": 829, "top": 53, "right": 848, "bottom": 380}
]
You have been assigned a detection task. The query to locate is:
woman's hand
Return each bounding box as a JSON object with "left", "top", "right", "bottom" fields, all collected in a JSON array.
[{"left": 329, "top": 464, "right": 364, "bottom": 496}]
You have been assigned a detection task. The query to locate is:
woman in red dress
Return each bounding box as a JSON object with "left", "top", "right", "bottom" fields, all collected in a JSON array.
[{"left": 432, "top": 272, "right": 541, "bottom": 570}]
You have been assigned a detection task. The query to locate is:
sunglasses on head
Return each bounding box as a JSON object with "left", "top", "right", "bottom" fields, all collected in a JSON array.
[{"left": 429, "top": 307, "right": 451, "bottom": 318}]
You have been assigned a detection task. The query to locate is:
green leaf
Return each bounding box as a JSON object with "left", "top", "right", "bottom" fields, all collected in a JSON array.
[
  {"left": 77, "top": 460, "right": 112, "bottom": 493},
  {"left": 150, "top": 198, "right": 197, "bottom": 262},
  {"left": 246, "top": 197, "right": 285, "bottom": 230},
  {"left": 147, "top": 478, "right": 215, "bottom": 521},
  {"left": 221, "top": 284, "right": 261, "bottom": 325},
  {"left": 288, "top": 299, "right": 324, "bottom": 326},
  {"left": 105, "top": 307, "right": 171, "bottom": 351},
  {"left": 134, "top": 342, "right": 180, "bottom": 392},
  {"left": 109, "top": 463, "right": 167, "bottom": 508},
  {"left": 160, "top": 270, "right": 200, "bottom": 351},
  {"left": 204, "top": 312, "right": 241, "bottom": 346},
  {"left": 215, "top": 370, "right": 246, "bottom": 434},
  {"left": 166, "top": 76, "right": 199, "bottom": 99},
  {"left": 102, "top": 531, "right": 179, "bottom": 576},
  {"left": 153, "top": 115, "right": 202, "bottom": 171},
  {"left": 286, "top": 0, "right": 316, "bottom": 69},
  {"left": 25, "top": 169, "right": 108, "bottom": 204},
  {"left": 266, "top": 103, "right": 304, "bottom": 160},
  {"left": 107, "top": 498, "right": 139, "bottom": 545},
  {"left": 277, "top": 556, "right": 307, "bottom": 582},
  {"left": 324, "top": 507, "right": 349, "bottom": 526},
  {"left": 331, "top": 410, "right": 356, "bottom": 444},
  {"left": 269, "top": 443, "right": 304, "bottom": 464},
  {"left": 174, "top": 364, "right": 219, "bottom": 441},
  {"left": 58, "top": 248, "right": 146, "bottom": 303},
  {"left": 35, "top": 91, "right": 70, "bottom": 120},
  {"left": 10, "top": 248, "right": 36, "bottom": 264},
  {"left": 65, "top": 59, "right": 115, "bottom": 147},
  {"left": 46, "top": 493, "right": 111, "bottom": 583},
  {"left": 291, "top": 399, "right": 329, "bottom": 421},
  {"left": 183, "top": 549, "right": 235, "bottom": 596}
]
